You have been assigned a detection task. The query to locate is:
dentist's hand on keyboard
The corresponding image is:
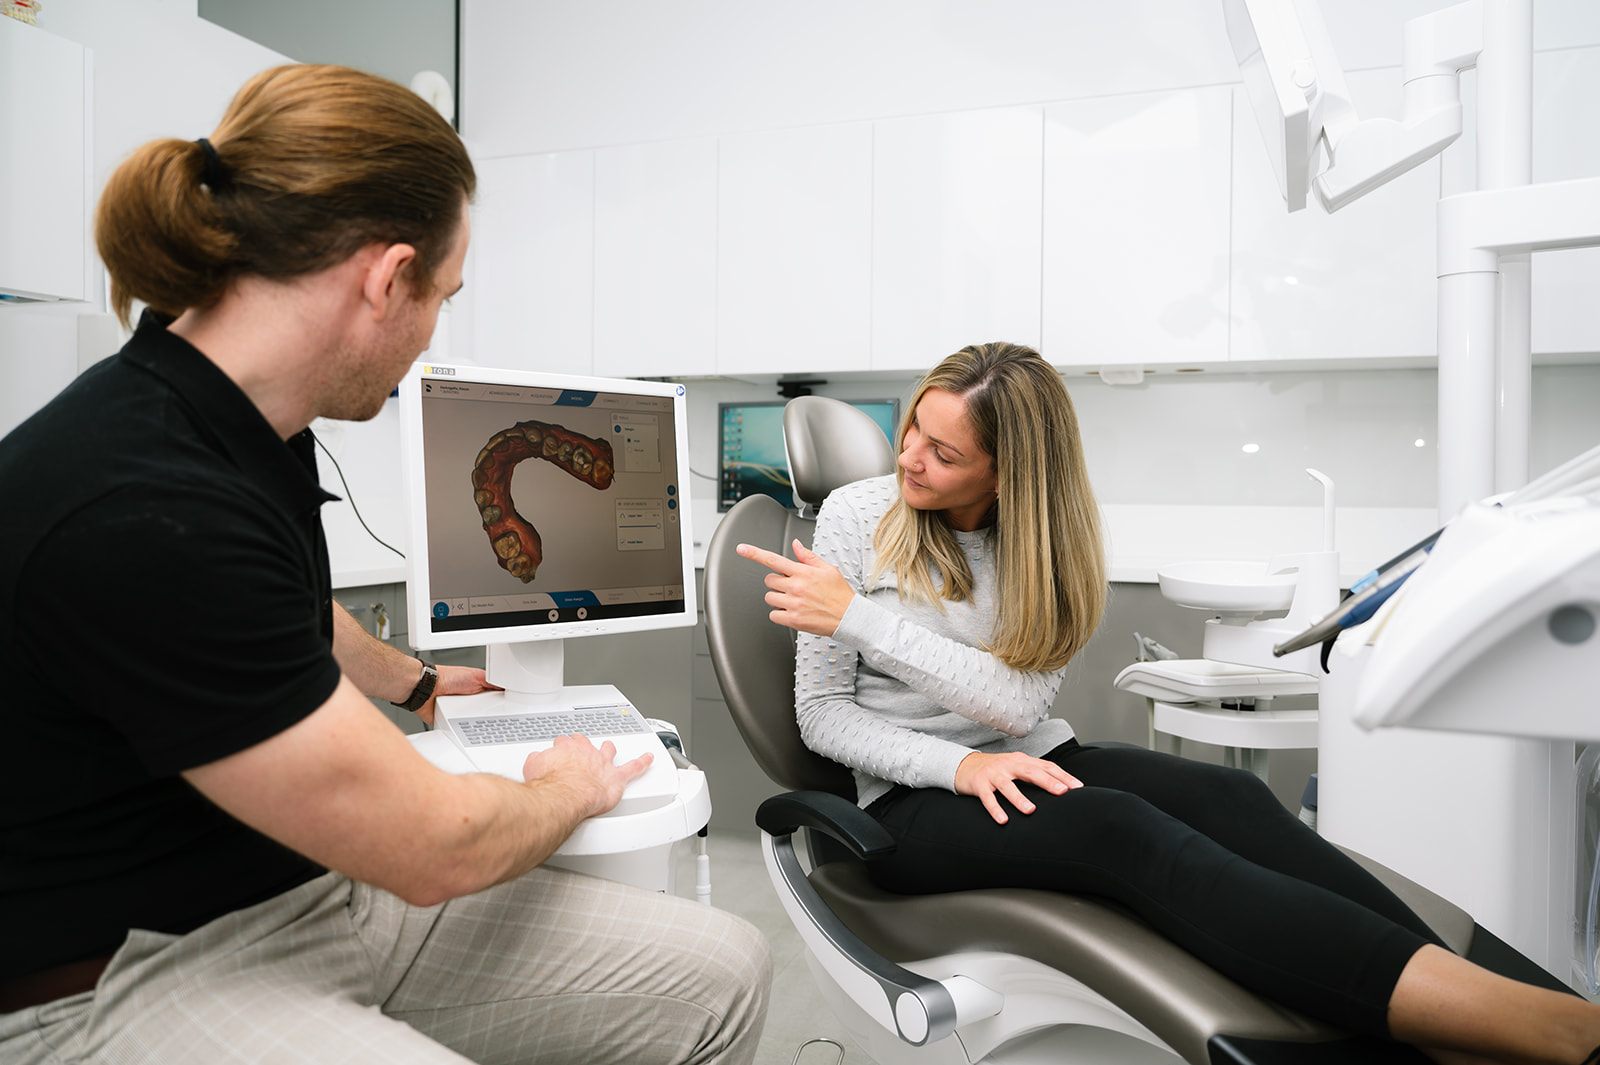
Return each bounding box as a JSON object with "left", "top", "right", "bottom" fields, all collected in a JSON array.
[{"left": 521, "top": 735, "right": 653, "bottom": 819}]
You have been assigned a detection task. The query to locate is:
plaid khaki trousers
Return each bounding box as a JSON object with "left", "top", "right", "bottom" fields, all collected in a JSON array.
[{"left": 0, "top": 866, "right": 771, "bottom": 1064}]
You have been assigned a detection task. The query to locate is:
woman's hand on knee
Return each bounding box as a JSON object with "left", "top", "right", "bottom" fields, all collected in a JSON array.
[{"left": 954, "top": 752, "right": 1082, "bottom": 824}]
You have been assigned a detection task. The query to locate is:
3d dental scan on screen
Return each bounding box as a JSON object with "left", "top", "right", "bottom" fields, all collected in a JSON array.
[{"left": 398, "top": 363, "right": 708, "bottom": 885}]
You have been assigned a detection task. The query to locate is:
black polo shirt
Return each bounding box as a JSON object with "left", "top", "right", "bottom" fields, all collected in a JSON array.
[{"left": 0, "top": 312, "right": 343, "bottom": 980}]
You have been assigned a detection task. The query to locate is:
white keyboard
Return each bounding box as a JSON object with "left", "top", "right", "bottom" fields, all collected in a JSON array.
[
  {"left": 431, "top": 688, "right": 680, "bottom": 816},
  {"left": 453, "top": 705, "right": 651, "bottom": 747}
]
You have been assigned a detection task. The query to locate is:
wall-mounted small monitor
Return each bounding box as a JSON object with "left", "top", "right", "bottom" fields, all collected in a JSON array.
[{"left": 718, "top": 399, "right": 899, "bottom": 512}]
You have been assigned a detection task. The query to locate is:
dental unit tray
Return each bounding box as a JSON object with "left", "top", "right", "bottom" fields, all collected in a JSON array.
[
  {"left": 1114, "top": 660, "right": 1322, "bottom": 755},
  {"left": 1114, "top": 659, "right": 1319, "bottom": 706}
]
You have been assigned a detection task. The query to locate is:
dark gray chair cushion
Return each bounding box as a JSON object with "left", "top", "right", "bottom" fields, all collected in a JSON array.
[{"left": 704, "top": 493, "right": 853, "bottom": 797}]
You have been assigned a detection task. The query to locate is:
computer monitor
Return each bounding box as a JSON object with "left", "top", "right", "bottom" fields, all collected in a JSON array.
[
  {"left": 400, "top": 362, "right": 695, "bottom": 701},
  {"left": 718, "top": 398, "right": 899, "bottom": 511}
]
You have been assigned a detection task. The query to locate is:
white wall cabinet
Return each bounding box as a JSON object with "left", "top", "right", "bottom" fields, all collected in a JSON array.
[
  {"left": 466, "top": 54, "right": 1595, "bottom": 383},
  {"left": 1043, "top": 87, "right": 1232, "bottom": 368},
  {"left": 717, "top": 122, "right": 873, "bottom": 375},
  {"left": 1229, "top": 69, "right": 1439, "bottom": 365},
  {"left": 0, "top": 19, "right": 91, "bottom": 302},
  {"left": 871, "top": 107, "right": 1044, "bottom": 370},
  {"left": 470, "top": 152, "right": 594, "bottom": 374},
  {"left": 594, "top": 139, "right": 719, "bottom": 377}
]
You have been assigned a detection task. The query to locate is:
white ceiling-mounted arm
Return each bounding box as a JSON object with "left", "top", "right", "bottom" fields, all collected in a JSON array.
[
  {"left": 1315, "top": 1, "right": 1482, "bottom": 212},
  {"left": 1227, "top": 0, "right": 1482, "bottom": 214}
]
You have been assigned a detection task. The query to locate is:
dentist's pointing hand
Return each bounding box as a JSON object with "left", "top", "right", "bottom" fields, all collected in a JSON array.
[{"left": 736, "top": 540, "right": 855, "bottom": 637}]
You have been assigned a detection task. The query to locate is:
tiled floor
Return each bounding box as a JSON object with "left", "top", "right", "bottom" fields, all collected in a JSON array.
[{"left": 675, "top": 830, "right": 863, "bottom": 1065}]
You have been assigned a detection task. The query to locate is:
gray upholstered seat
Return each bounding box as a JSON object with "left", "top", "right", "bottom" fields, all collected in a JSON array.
[{"left": 703, "top": 395, "right": 1546, "bottom": 1065}]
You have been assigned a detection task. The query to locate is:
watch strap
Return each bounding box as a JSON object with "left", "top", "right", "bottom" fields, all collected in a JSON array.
[{"left": 393, "top": 660, "right": 438, "bottom": 712}]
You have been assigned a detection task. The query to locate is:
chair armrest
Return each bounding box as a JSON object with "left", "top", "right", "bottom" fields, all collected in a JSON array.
[{"left": 756, "top": 791, "right": 896, "bottom": 859}]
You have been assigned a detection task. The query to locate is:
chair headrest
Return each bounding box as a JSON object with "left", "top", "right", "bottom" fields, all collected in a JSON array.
[{"left": 784, "top": 396, "right": 897, "bottom": 516}]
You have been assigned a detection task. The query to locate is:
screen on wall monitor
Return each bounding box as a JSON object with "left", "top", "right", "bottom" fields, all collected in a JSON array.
[
  {"left": 414, "top": 373, "right": 687, "bottom": 638},
  {"left": 718, "top": 399, "right": 898, "bottom": 511}
]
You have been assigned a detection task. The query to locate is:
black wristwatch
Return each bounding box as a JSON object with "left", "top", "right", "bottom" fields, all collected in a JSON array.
[{"left": 393, "top": 659, "right": 438, "bottom": 712}]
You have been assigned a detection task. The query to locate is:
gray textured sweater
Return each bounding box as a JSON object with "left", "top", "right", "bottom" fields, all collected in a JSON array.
[{"left": 795, "top": 475, "right": 1075, "bottom": 809}]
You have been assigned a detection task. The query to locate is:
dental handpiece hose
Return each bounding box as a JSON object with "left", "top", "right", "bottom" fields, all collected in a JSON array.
[
  {"left": 1348, "top": 527, "right": 1445, "bottom": 594},
  {"left": 1273, "top": 546, "right": 1433, "bottom": 657}
]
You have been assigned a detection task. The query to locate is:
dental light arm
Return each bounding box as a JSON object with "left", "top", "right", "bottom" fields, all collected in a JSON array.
[
  {"left": 1317, "top": 2, "right": 1482, "bottom": 211},
  {"left": 1226, "top": 0, "right": 1483, "bottom": 214}
]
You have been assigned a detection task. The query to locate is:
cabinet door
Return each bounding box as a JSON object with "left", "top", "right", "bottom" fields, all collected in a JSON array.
[
  {"left": 594, "top": 139, "right": 718, "bottom": 377},
  {"left": 470, "top": 152, "right": 594, "bottom": 374},
  {"left": 1043, "top": 86, "right": 1232, "bottom": 368},
  {"left": 1530, "top": 45, "right": 1600, "bottom": 357},
  {"left": 0, "top": 20, "right": 89, "bottom": 302},
  {"left": 871, "top": 107, "right": 1043, "bottom": 371},
  {"left": 717, "top": 123, "right": 873, "bottom": 375},
  {"left": 1230, "top": 69, "right": 1439, "bottom": 364}
]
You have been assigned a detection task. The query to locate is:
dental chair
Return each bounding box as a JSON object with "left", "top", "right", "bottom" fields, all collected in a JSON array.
[{"left": 703, "top": 395, "right": 1568, "bottom": 1065}]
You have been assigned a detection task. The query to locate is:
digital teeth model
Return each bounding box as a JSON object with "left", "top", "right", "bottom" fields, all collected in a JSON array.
[{"left": 470, "top": 420, "right": 614, "bottom": 582}]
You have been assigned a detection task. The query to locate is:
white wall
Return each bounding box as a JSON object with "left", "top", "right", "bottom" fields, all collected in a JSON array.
[
  {"left": 34, "top": 2, "right": 288, "bottom": 193},
  {"left": 456, "top": 0, "right": 1600, "bottom": 571},
  {"left": 462, "top": 1, "right": 1600, "bottom": 156},
  {"left": 678, "top": 363, "right": 1600, "bottom": 572},
  {"left": 0, "top": 1, "right": 287, "bottom": 438}
]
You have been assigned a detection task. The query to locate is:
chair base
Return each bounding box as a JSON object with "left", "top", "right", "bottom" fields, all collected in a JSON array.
[{"left": 804, "top": 950, "right": 1184, "bottom": 1064}]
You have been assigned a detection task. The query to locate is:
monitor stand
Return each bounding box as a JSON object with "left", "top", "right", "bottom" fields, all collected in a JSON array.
[
  {"left": 433, "top": 638, "right": 639, "bottom": 738},
  {"left": 489, "top": 638, "right": 598, "bottom": 708},
  {"left": 432, "top": 639, "right": 643, "bottom": 713},
  {"left": 433, "top": 639, "right": 628, "bottom": 716}
]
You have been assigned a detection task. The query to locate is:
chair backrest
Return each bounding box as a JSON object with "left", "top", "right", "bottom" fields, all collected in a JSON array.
[
  {"left": 785, "top": 395, "right": 898, "bottom": 517},
  {"left": 703, "top": 396, "right": 896, "bottom": 797}
]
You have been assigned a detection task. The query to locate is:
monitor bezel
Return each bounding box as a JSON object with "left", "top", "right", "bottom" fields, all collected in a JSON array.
[{"left": 400, "top": 362, "right": 697, "bottom": 653}]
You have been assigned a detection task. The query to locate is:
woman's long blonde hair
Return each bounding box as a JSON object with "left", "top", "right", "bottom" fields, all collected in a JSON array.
[{"left": 871, "top": 343, "right": 1107, "bottom": 671}]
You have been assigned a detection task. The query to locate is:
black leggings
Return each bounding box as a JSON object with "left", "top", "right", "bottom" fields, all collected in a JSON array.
[{"left": 863, "top": 741, "right": 1442, "bottom": 1039}]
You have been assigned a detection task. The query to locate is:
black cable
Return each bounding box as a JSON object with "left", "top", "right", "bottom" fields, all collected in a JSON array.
[{"left": 311, "top": 431, "right": 405, "bottom": 559}]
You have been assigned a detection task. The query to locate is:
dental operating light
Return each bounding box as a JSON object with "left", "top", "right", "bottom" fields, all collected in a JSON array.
[{"left": 1224, "top": 0, "right": 1479, "bottom": 213}]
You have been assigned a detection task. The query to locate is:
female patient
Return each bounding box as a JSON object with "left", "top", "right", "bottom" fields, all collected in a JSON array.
[{"left": 738, "top": 341, "right": 1600, "bottom": 1065}]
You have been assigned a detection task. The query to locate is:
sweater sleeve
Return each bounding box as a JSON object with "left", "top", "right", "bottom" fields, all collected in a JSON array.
[
  {"left": 831, "top": 594, "right": 1067, "bottom": 738},
  {"left": 794, "top": 630, "right": 980, "bottom": 794},
  {"left": 793, "top": 489, "right": 981, "bottom": 792}
]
